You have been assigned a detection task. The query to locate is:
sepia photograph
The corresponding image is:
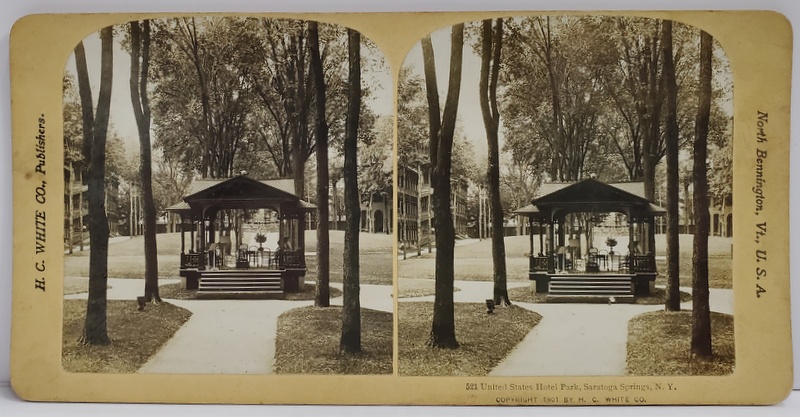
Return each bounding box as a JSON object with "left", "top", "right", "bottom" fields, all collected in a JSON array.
[
  {"left": 396, "top": 15, "right": 734, "bottom": 377},
  {"left": 6, "top": 8, "right": 794, "bottom": 407},
  {"left": 60, "top": 16, "right": 394, "bottom": 375}
]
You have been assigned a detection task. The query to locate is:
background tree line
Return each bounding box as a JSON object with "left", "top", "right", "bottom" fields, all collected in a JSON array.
[
  {"left": 65, "top": 17, "right": 388, "bottom": 354},
  {"left": 397, "top": 16, "right": 732, "bottom": 359}
]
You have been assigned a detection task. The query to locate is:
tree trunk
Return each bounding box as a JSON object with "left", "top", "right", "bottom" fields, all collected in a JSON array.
[
  {"left": 417, "top": 165, "right": 423, "bottom": 256},
  {"left": 340, "top": 29, "right": 362, "bottom": 353},
  {"left": 479, "top": 19, "right": 510, "bottom": 306},
  {"left": 425, "top": 24, "right": 464, "bottom": 349},
  {"left": 309, "top": 21, "right": 330, "bottom": 308},
  {"left": 662, "top": 20, "right": 681, "bottom": 312},
  {"left": 76, "top": 27, "right": 114, "bottom": 345},
  {"left": 130, "top": 20, "right": 161, "bottom": 304},
  {"left": 691, "top": 31, "right": 713, "bottom": 359},
  {"left": 643, "top": 22, "right": 664, "bottom": 202},
  {"left": 68, "top": 162, "right": 74, "bottom": 254}
]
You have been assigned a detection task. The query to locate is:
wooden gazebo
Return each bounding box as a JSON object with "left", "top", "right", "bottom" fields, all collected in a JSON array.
[
  {"left": 167, "top": 175, "right": 315, "bottom": 297},
  {"left": 514, "top": 179, "right": 666, "bottom": 301}
]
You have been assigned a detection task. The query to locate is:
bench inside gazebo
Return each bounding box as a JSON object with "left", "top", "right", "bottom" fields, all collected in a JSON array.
[
  {"left": 514, "top": 178, "right": 665, "bottom": 303},
  {"left": 167, "top": 174, "right": 315, "bottom": 298}
]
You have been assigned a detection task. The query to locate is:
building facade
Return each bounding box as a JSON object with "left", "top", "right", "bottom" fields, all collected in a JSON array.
[
  {"left": 397, "top": 164, "right": 469, "bottom": 248},
  {"left": 64, "top": 161, "right": 121, "bottom": 251}
]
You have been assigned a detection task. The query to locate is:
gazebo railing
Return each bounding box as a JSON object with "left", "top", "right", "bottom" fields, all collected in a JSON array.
[
  {"left": 630, "top": 254, "right": 656, "bottom": 273},
  {"left": 276, "top": 250, "right": 305, "bottom": 269},
  {"left": 530, "top": 256, "right": 549, "bottom": 272},
  {"left": 180, "top": 252, "right": 201, "bottom": 269}
]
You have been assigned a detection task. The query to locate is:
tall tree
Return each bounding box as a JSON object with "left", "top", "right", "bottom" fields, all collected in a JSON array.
[
  {"left": 662, "top": 20, "right": 681, "bottom": 312},
  {"left": 309, "top": 21, "right": 330, "bottom": 307},
  {"left": 479, "top": 19, "right": 511, "bottom": 306},
  {"left": 340, "top": 28, "right": 362, "bottom": 353},
  {"left": 130, "top": 20, "right": 161, "bottom": 304},
  {"left": 502, "top": 17, "right": 604, "bottom": 183},
  {"left": 249, "top": 19, "right": 350, "bottom": 198},
  {"left": 152, "top": 17, "right": 254, "bottom": 179},
  {"left": 75, "top": 27, "right": 114, "bottom": 345},
  {"left": 423, "top": 24, "right": 464, "bottom": 349},
  {"left": 691, "top": 31, "right": 714, "bottom": 358}
]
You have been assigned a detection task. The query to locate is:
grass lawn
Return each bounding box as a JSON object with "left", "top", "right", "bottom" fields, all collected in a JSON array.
[
  {"left": 506, "top": 285, "right": 692, "bottom": 305},
  {"left": 398, "top": 278, "right": 460, "bottom": 298},
  {"left": 627, "top": 310, "right": 735, "bottom": 376},
  {"left": 65, "top": 234, "right": 184, "bottom": 280},
  {"left": 654, "top": 234, "right": 732, "bottom": 289},
  {"left": 272, "top": 306, "right": 392, "bottom": 375},
  {"left": 283, "top": 284, "right": 343, "bottom": 301},
  {"left": 655, "top": 258, "right": 732, "bottom": 289},
  {"left": 398, "top": 302, "right": 541, "bottom": 376},
  {"left": 158, "top": 282, "right": 197, "bottom": 300},
  {"left": 399, "top": 234, "right": 732, "bottom": 290},
  {"left": 63, "top": 277, "right": 96, "bottom": 295},
  {"left": 306, "top": 231, "right": 393, "bottom": 285},
  {"left": 66, "top": 231, "right": 392, "bottom": 286},
  {"left": 62, "top": 299, "right": 191, "bottom": 373},
  {"left": 398, "top": 235, "right": 531, "bottom": 282}
]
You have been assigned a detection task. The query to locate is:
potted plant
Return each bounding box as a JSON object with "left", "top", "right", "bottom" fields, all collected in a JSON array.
[
  {"left": 605, "top": 236, "right": 617, "bottom": 255},
  {"left": 255, "top": 233, "right": 267, "bottom": 251}
]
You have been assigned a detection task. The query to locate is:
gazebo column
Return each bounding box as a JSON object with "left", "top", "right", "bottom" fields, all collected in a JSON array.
[
  {"left": 647, "top": 216, "right": 656, "bottom": 255},
  {"left": 180, "top": 214, "right": 186, "bottom": 253},
  {"left": 190, "top": 217, "right": 195, "bottom": 252},
  {"left": 547, "top": 220, "right": 555, "bottom": 274},
  {"left": 539, "top": 220, "right": 544, "bottom": 256},
  {"left": 628, "top": 217, "right": 635, "bottom": 253},
  {"left": 198, "top": 214, "right": 206, "bottom": 271},
  {"left": 528, "top": 216, "right": 534, "bottom": 257},
  {"left": 208, "top": 213, "right": 216, "bottom": 244},
  {"left": 298, "top": 213, "right": 306, "bottom": 253}
]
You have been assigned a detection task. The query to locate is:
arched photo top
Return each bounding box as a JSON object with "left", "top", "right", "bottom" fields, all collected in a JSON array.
[
  {"left": 396, "top": 15, "right": 735, "bottom": 378},
  {"left": 60, "top": 15, "right": 395, "bottom": 376}
]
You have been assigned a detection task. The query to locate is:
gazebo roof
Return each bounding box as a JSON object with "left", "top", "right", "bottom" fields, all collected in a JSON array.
[
  {"left": 533, "top": 178, "right": 649, "bottom": 206},
  {"left": 519, "top": 178, "right": 665, "bottom": 219},
  {"left": 176, "top": 175, "right": 315, "bottom": 212},
  {"left": 512, "top": 203, "right": 540, "bottom": 215},
  {"left": 165, "top": 201, "right": 191, "bottom": 213},
  {"left": 186, "top": 178, "right": 297, "bottom": 197}
]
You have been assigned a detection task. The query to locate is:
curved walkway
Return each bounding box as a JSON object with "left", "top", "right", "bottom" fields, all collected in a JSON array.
[
  {"left": 64, "top": 279, "right": 394, "bottom": 374},
  {"left": 399, "top": 279, "right": 733, "bottom": 376},
  {"left": 137, "top": 298, "right": 312, "bottom": 374}
]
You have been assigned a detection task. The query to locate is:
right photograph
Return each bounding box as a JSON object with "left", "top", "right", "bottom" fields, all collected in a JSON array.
[{"left": 396, "top": 15, "right": 734, "bottom": 377}]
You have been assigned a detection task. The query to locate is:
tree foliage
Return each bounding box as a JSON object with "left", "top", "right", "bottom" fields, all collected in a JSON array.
[{"left": 499, "top": 16, "right": 731, "bottom": 202}]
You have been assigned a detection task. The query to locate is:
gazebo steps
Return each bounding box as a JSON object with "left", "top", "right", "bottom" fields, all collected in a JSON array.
[
  {"left": 548, "top": 275, "right": 634, "bottom": 300},
  {"left": 197, "top": 270, "right": 283, "bottom": 299}
]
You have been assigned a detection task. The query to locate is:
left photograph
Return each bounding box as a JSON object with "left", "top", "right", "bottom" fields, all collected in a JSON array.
[{"left": 61, "top": 17, "right": 394, "bottom": 375}]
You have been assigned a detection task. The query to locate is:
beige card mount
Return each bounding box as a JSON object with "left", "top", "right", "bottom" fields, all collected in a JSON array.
[{"left": 9, "top": 11, "right": 793, "bottom": 405}]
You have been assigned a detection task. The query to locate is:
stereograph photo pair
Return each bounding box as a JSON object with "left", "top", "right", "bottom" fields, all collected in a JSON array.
[{"left": 8, "top": 10, "right": 793, "bottom": 406}]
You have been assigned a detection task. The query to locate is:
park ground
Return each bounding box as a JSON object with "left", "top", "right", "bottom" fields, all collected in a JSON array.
[
  {"left": 398, "top": 233, "right": 734, "bottom": 376},
  {"left": 63, "top": 230, "right": 393, "bottom": 375},
  {"left": 63, "top": 230, "right": 733, "bottom": 376}
]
